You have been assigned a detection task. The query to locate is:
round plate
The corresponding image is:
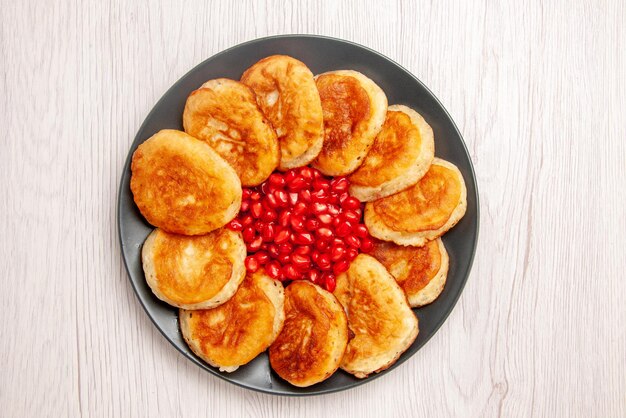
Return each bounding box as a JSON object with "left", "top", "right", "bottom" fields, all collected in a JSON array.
[{"left": 118, "top": 35, "right": 479, "bottom": 396}]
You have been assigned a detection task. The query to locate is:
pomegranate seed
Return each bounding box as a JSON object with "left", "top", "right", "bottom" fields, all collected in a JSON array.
[
  {"left": 327, "top": 195, "right": 340, "bottom": 206},
  {"left": 291, "top": 253, "right": 311, "bottom": 269},
  {"left": 245, "top": 256, "right": 259, "bottom": 272},
  {"left": 285, "top": 170, "right": 297, "bottom": 184},
  {"left": 268, "top": 244, "right": 280, "bottom": 258},
  {"left": 242, "top": 189, "right": 252, "bottom": 200},
  {"left": 255, "top": 251, "right": 269, "bottom": 265},
  {"left": 327, "top": 205, "right": 340, "bottom": 216},
  {"left": 360, "top": 237, "right": 374, "bottom": 253},
  {"left": 353, "top": 208, "right": 363, "bottom": 218},
  {"left": 309, "top": 269, "right": 322, "bottom": 285},
  {"left": 333, "top": 260, "right": 350, "bottom": 275},
  {"left": 315, "top": 239, "right": 331, "bottom": 251},
  {"left": 294, "top": 245, "right": 311, "bottom": 255},
  {"left": 299, "top": 167, "right": 314, "bottom": 181},
  {"left": 312, "top": 169, "right": 323, "bottom": 179},
  {"left": 330, "top": 245, "right": 346, "bottom": 262},
  {"left": 343, "top": 210, "right": 360, "bottom": 223},
  {"left": 299, "top": 189, "right": 312, "bottom": 202},
  {"left": 316, "top": 227, "right": 333, "bottom": 239},
  {"left": 330, "top": 177, "right": 349, "bottom": 193},
  {"left": 227, "top": 218, "right": 243, "bottom": 231},
  {"left": 323, "top": 272, "right": 336, "bottom": 292},
  {"left": 274, "top": 190, "right": 289, "bottom": 206},
  {"left": 311, "top": 202, "right": 327, "bottom": 214},
  {"left": 311, "top": 189, "right": 329, "bottom": 202},
  {"left": 332, "top": 237, "right": 344, "bottom": 247},
  {"left": 278, "top": 253, "right": 291, "bottom": 264},
  {"left": 250, "top": 191, "right": 261, "bottom": 201},
  {"left": 278, "top": 242, "right": 292, "bottom": 254},
  {"left": 316, "top": 253, "right": 331, "bottom": 270},
  {"left": 318, "top": 213, "right": 333, "bottom": 225},
  {"left": 345, "top": 235, "right": 360, "bottom": 248},
  {"left": 313, "top": 178, "right": 330, "bottom": 191},
  {"left": 290, "top": 215, "right": 305, "bottom": 232},
  {"left": 336, "top": 221, "right": 352, "bottom": 237},
  {"left": 241, "top": 214, "right": 254, "bottom": 227},
  {"left": 283, "top": 264, "right": 301, "bottom": 280},
  {"left": 338, "top": 192, "right": 350, "bottom": 204},
  {"left": 260, "top": 182, "right": 270, "bottom": 195},
  {"left": 278, "top": 210, "right": 291, "bottom": 227},
  {"left": 268, "top": 173, "right": 285, "bottom": 188},
  {"left": 240, "top": 200, "right": 250, "bottom": 212},
  {"left": 255, "top": 221, "right": 267, "bottom": 233},
  {"left": 305, "top": 218, "right": 320, "bottom": 231},
  {"left": 266, "top": 261, "right": 281, "bottom": 279},
  {"left": 247, "top": 236, "right": 263, "bottom": 252},
  {"left": 261, "top": 208, "right": 277, "bottom": 222},
  {"left": 332, "top": 217, "right": 341, "bottom": 227},
  {"left": 261, "top": 223, "right": 276, "bottom": 242},
  {"left": 287, "top": 176, "right": 307, "bottom": 191},
  {"left": 346, "top": 248, "right": 359, "bottom": 260},
  {"left": 342, "top": 197, "right": 360, "bottom": 210},
  {"left": 274, "top": 229, "right": 291, "bottom": 245},
  {"left": 294, "top": 232, "right": 314, "bottom": 245},
  {"left": 288, "top": 192, "right": 299, "bottom": 205},
  {"left": 354, "top": 224, "right": 369, "bottom": 238},
  {"left": 243, "top": 226, "right": 256, "bottom": 242},
  {"left": 293, "top": 202, "right": 308, "bottom": 216},
  {"left": 265, "top": 193, "right": 279, "bottom": 208},
  {"left": 311, "top": 250, "right": 321, "bottom": 264},
  {"left": 251, "top": 201, "right": 263, "bottom": 218}
]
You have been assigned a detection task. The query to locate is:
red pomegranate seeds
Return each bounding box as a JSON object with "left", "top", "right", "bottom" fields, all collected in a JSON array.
[{"left": 227, "top": 166, "right": 374, "bottom": 291}]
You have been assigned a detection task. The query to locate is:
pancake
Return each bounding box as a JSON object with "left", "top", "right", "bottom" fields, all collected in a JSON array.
[
  {"left": 182, "top": 78, "right": 279, "bottom": 186},
  {"left": 180, "top": 270, "right": 285, "bottom": 372},
  {"left": 370, "top": 238, "right": 449, "bottom": 307},
  {"left": 241, "top": 55, "right": 324, "bottom": 170},
  {"left": 333, "top": 254, "right": 418, "bottom": 378},
  {"left": 269, "top": 281, "right": 348, "bottom": 387},
  {"left": 142, "top": 227, "right": 246, "bottom": 309},
  {"left": 130, "top": 129, "right": 242, "bottom": 235},
  {"left": 364, "top": 158, "right": 467, "bottom": 246},
  {"left": 312, "top": 70, "right": 387, "bottom": 176},
  {"left": 349, "top": 105, "right": 435, "bottom": 202}
]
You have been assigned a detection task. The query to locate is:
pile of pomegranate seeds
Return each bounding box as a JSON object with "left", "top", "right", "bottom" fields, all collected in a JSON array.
[{"left": 227, "top": 166, "right": 374, "bottom": 292}]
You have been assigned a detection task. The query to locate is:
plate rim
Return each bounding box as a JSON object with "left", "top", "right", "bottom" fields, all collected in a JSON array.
[{"left": 117, "top": 33, "right": 480, "bottom": 396}]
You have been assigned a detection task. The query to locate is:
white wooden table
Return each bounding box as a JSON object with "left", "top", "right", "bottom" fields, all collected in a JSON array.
[{"left": 2, "top": 1, "right": 624, "bottom": 416}]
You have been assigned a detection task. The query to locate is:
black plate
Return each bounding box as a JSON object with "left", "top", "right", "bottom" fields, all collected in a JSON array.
[{"left": 118, "top": 35, "right": 479, "bottom": 396}]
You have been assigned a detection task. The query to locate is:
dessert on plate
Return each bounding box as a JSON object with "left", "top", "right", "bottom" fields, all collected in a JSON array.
[{"left": 129, "top": 55, "right": 466, "bottom": 387}]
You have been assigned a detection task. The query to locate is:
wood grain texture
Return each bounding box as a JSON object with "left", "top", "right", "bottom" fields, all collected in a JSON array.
[{"left": 1, "top": 0, "right": 624, "bottom": 416}]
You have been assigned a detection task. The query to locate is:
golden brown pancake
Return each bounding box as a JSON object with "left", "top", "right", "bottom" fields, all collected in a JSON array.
[
  {"left": 182, "top": 78, "right": 279, "bottom": 186},
  {"left": 365, "top": 158, "right": 467, "bottom": 246},
  {"left": 142, "top": 228, "right": 246, "bottom": 309},
  {"left": 370, "top": 238, "right": 449, "bottom": 307},
  {"left": 180, "top": 270, "right": 285, "bottom": 372},
  {"left": 241, "top": 55, "right": 324, "bottom": 170},
  {"left": 333, "top": 254, "right": 418, "bottom": 378},
  {"left": 269, "top": 281, "right": 348, "bottom": 387},
  {"left": 312, "top": 70, "right": 387, "bottom": 176},
  {"left": 349, "top": 105, "right": 435, "bottom": 201},
  {"left": 130, "top": 129, "right": 242, "bottom": 235}
]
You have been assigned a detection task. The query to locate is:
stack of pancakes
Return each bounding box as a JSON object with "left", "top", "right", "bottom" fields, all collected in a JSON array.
[{"left": 129, "top": 55, "right": 466, "bottom": 386}]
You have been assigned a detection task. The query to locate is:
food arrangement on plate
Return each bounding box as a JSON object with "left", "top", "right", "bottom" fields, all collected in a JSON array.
[{"left": 129, "top": 54, "right": 467, "bottom": 387}]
